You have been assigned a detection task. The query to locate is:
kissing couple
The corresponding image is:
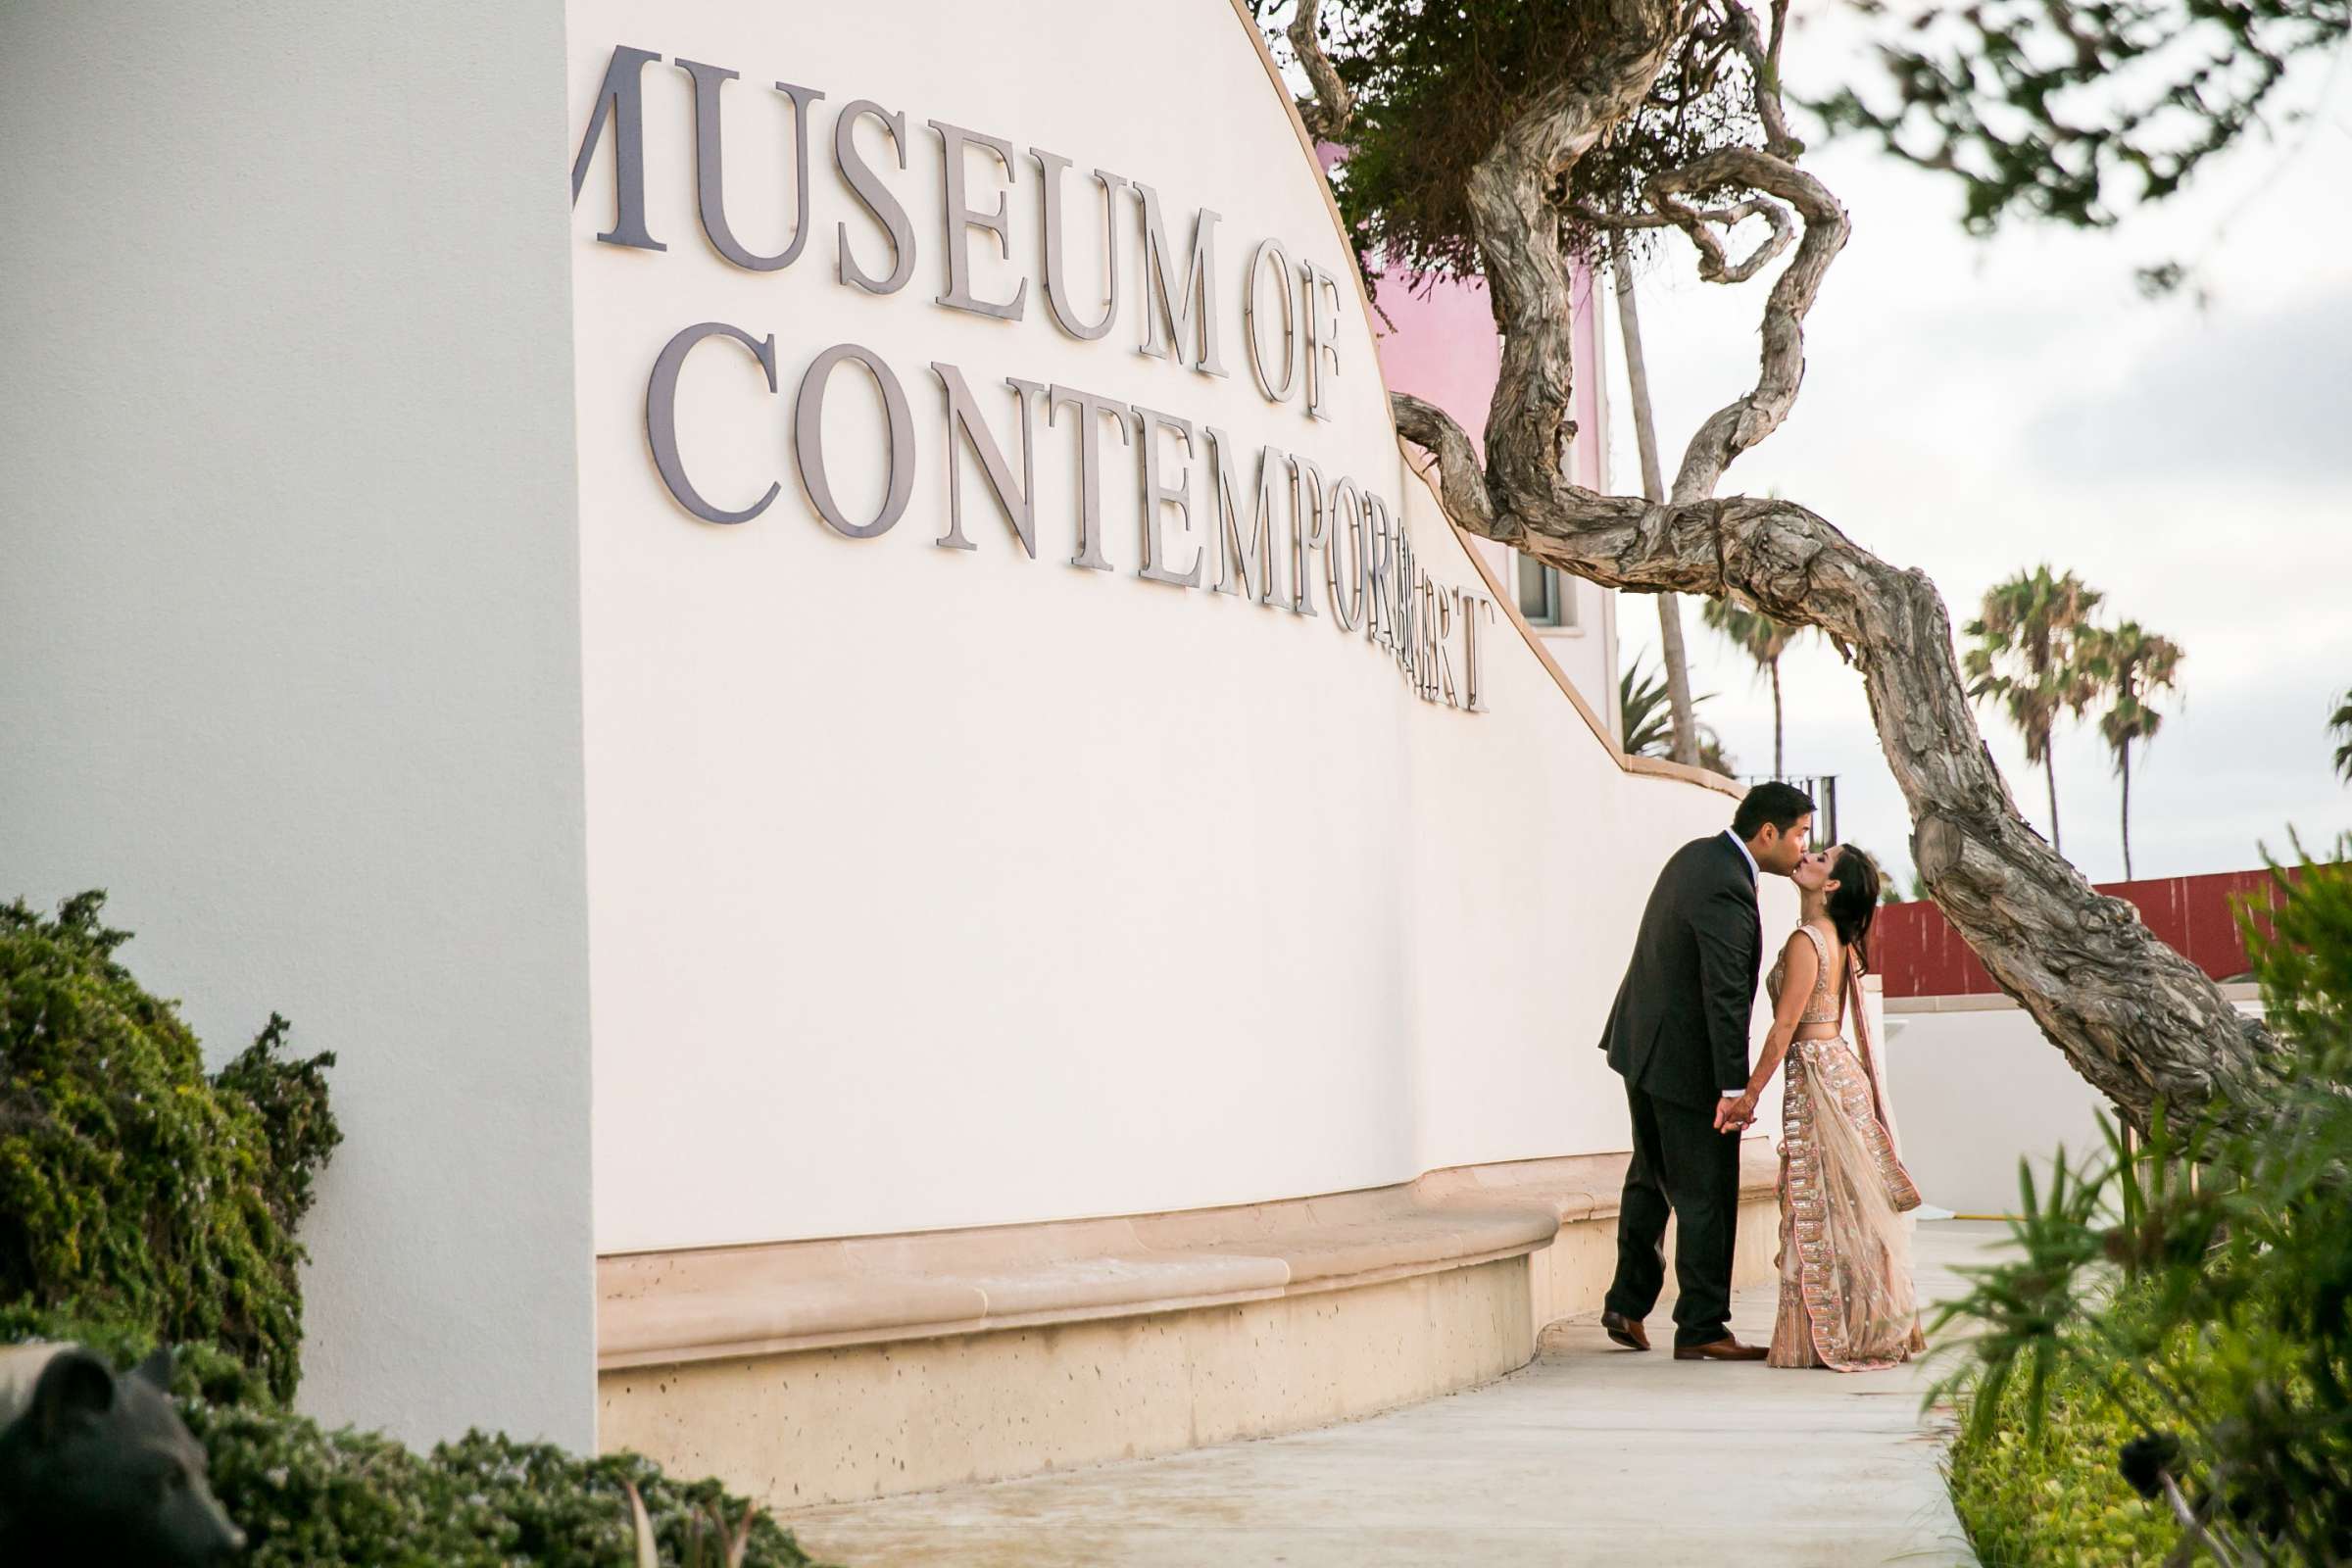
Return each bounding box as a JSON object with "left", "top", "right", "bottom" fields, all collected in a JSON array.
[{"left": 1597, "top": 781, "right": 1926, "bottom": 1369}]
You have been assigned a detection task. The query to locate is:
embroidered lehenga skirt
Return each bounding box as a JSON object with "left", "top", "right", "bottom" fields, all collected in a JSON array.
[{"left": 1769, "top": 1035, "right": 1928, "bottom": 1371}]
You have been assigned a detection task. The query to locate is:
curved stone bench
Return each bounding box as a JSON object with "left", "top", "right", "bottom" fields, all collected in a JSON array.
[{"left": 598, "top": 1145, "right": 1779, "bottom": 1506}]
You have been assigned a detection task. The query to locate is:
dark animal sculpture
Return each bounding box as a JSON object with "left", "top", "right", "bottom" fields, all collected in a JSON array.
[{"left": 0, "top": 1343, "right": 244, "bottom": 1566}]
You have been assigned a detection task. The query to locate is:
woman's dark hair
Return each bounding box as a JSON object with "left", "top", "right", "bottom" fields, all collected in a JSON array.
[{"left": 1826, "top": 846, "right": 1883, "bottom": 973}]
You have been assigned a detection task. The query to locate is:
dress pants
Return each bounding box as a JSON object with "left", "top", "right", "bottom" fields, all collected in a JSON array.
[{"left": 1602, "top": 1076, "right": 1741, "bottom": 1348}]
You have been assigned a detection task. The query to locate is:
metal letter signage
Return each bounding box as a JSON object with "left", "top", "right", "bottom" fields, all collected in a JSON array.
[
  {"left": 677, "top": 60, "right": 823, "bottom": 272},
  {"left": 571, "top": 42, "right": 1491, "bottom": 712},
  {"left": 645, "top": 322, "right": 780, "bottom": 524},
  {"left": 931, "top": 122, "right": 1030, "bottom": 321},
  {"left": 571, "top": 45, "right": 666, "bottom": 252},
  {"left": 1034, "top": 150, "right": 1126, "bottom": 343},
  {"left": 931, "top": 364, "right": 1043, "bottom": 558},
  {"left": 834, "top": 101, "right": 916, "bottom": 296},
  {"left": 794, "top": 344, "right": 915, "bottom": 539}
]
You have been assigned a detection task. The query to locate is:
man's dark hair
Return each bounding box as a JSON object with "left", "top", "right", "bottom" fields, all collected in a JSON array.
[{"left": 1732, "top": 781, "right": 1815, "bottom": 840}]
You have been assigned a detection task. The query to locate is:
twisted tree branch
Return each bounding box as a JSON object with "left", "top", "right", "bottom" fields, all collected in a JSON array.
[
  {"left": 1288, "top": 0, "right": 1355, "bottom": 143},
  {"left": 1468, "top": 0, "right": 1684, "bottom": 526},
  {"left": 1727, "top": 0, "right": 1801, "bottom": 159},
  {"left": 1578, "top": 194, "right": 1795, "bottom": 287},
  {"left": 1651, "top": 148, "right": 1843, "bottom": 502},
  {"left": 1396, "top": 0, "right": 2277, "bottom": 1122}
]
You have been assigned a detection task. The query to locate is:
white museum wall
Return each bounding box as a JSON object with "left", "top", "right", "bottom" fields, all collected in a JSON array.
[
  {"left": 568, "top": 0, "right": 1793, "bottom": 1255},
  {"left": 0, "top": 5, "right": 596, "bottom": 1446}
]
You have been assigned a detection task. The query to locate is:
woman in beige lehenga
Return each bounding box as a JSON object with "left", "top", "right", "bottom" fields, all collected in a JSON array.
[{"left": 1737, "top": 844, "right": 1927, "bottom": 1371}]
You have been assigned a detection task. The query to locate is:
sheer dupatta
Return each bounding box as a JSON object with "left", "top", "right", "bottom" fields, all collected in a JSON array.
[
  {"left": 1768, "top": 930, "right": 1926, "bottom": 1371},
  {"left": 1843, "top": 952, "right": 1909, "bottom": 1163}
]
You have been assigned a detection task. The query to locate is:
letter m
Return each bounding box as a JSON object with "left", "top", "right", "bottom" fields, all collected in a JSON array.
[
  {"left": 1204, "top": 429, "right": 1282, "bottom": 605},
  {"left": 1135, "top": 185, "right": 1227, "bottom": 376},
  {"left": 570, "top": 45, "right": 665, "bottom": 251}
]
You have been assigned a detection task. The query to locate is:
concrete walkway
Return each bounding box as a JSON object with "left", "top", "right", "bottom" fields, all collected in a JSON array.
[{"left": 787, "top": 1222, "right": 2004, "bottom": 1567}]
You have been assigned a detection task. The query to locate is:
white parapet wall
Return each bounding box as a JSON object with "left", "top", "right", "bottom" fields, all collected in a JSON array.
[{"left": 1881, "top": 988, "right": 2265, "bottom": 1217}]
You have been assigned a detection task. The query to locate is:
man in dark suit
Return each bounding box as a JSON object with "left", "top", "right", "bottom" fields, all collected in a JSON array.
[{"left": 1597, "top": 781, "right": 1814, "bottom": 1361}]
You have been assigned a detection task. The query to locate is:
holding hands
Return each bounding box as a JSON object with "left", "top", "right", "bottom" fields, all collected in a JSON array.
[{"left": 1715, "top": 1093, "right": 1758, "bottom": 1134}]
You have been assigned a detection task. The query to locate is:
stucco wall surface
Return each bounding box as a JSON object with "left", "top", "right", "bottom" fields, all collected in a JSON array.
[
  {"left": 567, "top": 0, "right": 1790, "bottom": 1256},
  {"left": 1883, "top": 995, "right": 2264, "bottom": 1216},
  {"left": 0, "top": 3, "right": 595, "bottom": 1447}
]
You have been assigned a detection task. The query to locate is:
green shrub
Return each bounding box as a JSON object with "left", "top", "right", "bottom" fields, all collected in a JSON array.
[
  {"left": 0, "top": 892, "right": 820, "bottom": 1564},
  {"left": 0, "top": 891, "right": 339, "bottom": 1401},
  {"left": 0, "top": 1308, "right": 820, "bottom": 1568},
  {"left": 1935, "top": 844, "right": 2352, "bottom": 1565},
  {"left": 1944, "top": 1295, "right": 2183, "bottom": 1565}
]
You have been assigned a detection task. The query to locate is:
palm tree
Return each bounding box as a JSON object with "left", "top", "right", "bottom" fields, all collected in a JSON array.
[
  {"left": 1620, "top": 653, "right": 1735, "bottom": 774},
  {"left": 1612, "top": 261, "right": 1701, "bottom": 767},
  {"left": 2078, "top": 621, "right": 2183, "bottom": 880},
  {"left": 1699, "top": 599, "right": 1801, "bottom": 775},
  {"left": 2331, "top": 688, "right": 2352, "bottom": 784},
  {"left": 1963, "top": 566, "right": 2103, "bottom": 858}
]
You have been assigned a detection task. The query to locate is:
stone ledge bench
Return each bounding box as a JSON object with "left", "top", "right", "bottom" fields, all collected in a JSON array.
[{"left": 597, "top": 1145, "right": 1778, "bottom": 1507}]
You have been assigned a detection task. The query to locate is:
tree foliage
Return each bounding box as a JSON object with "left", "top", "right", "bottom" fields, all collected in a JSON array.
[
  {"left": 1258, "top": 0, "right": 1775, "bottom": 283},
  {"left": 1812, "top": 0, "right": 2351, "bottom": 235}
]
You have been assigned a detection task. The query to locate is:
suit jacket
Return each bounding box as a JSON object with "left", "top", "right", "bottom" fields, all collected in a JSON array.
[{"left": 1598, "top": 833, "right": 1764, "bottom": 1111}]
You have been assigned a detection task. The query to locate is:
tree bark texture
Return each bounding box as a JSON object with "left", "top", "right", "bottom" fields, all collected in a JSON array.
[{"left": 1372, "top": 0, "right": 2276, "bottom": 1123}]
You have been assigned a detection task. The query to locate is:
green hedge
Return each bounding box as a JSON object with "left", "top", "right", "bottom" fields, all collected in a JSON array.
[
  {"left": 1, "top": 893, "right": 823, "bottom": 1565},
  {"left": 0, "top": 892, "right": 339, "bottom": 1402},
  {"left": 0, "top": 1305, "right": 819, "bottom": 1567}
]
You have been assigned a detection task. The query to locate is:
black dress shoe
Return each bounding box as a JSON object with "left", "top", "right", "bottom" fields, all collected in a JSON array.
[{"left": 1600, "top": 1309, "right": 1649, "bottom": 1351}]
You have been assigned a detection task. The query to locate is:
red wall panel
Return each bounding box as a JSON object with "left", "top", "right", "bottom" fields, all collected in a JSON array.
[{"left": 1878, "top": 869, "right": 2285, "bottom": 998}]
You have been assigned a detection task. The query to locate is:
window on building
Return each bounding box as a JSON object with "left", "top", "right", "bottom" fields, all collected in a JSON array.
[{"left": 1515, "top": 552, "right": 1576, "bottom": 628}]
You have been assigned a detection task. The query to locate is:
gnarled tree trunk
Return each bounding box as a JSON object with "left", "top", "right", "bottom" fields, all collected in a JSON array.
[{"left": 1317, "top": 0, "right": 2278, "bottom": 1126}]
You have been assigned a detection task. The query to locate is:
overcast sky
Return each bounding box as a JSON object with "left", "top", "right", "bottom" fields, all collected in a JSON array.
[{"left": 1602, "top": 11, "right": 2352, "bottom": 890}]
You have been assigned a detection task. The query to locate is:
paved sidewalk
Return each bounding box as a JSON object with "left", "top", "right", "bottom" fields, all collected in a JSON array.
[{"left": 786, "top": 1222, "right": 2002, "bottom": 1567}]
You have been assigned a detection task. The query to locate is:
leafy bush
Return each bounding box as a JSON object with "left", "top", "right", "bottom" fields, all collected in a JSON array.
[
  {"left": 0, "top": 892, "right": 819, "bottom": 1564},
  {"left": 0, "top": 891, "right": 339, "bottom": 1401},
  {"left": 1944, "top": 1293, "right": 2187, "bottom": 1566},
  {"left": 1936, "top": 844, "right": 2352, "bottom": 1565},
  {"left": 0, "top": 1307, "right": 819, "bottom": 1567}
]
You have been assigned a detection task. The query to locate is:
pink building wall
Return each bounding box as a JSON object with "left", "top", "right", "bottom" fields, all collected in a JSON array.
[
  {"left": 1364, "top": 262, "right": 1609, "bottom": 489},
  {"left": 1314, "top": 140, "right": 1608, "bottom": 485}
]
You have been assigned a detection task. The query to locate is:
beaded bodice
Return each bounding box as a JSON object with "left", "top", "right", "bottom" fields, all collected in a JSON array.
[{"left": 1765, "top": 923, "right": 1844, "bottom": 1027}]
